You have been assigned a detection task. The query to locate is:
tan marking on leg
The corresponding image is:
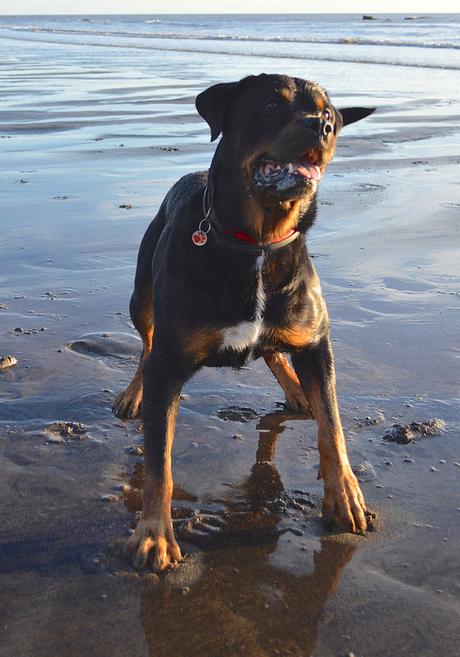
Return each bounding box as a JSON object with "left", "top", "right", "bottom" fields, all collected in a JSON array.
[
  {"left": 113, "top": 327, "right": 153, "bottom": 419},
  {"left": 264, "top": 325, "right": 315, "bottom": 349},
  {"left": 264, "top": 352, "right": 312, "bottom": 415},
  {"left": 305, "top": 380, "right": 369, "bottom": 534},
  {"left": 180, "top": 328, "right": 222, "bottom": 363},
  {"left": 127, "top": 398, "right": 183, "bottom": 571}
]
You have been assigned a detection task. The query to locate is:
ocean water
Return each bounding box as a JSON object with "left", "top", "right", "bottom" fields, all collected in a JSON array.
[
  {"left": 1, "top": 13, "right": 459, "bottom": 129},
  {"left": 1, "top": 13, "right": 460, "bottom": 70},
  {"left": 1, "top": 13, "right": 459, "bottom": 250}
]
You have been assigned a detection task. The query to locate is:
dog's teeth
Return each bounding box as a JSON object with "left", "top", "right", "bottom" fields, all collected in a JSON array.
[
  {"left": 262, "top": 161, "right": 283, "bottom": 177},
  {"left": 287, "top": 163, "right": 294, "bottom": 174}
]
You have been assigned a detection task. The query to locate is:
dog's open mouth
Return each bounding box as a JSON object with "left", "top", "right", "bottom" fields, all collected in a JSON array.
[{"left": 253, "top": 148, "right": 323, "bottom": 191}]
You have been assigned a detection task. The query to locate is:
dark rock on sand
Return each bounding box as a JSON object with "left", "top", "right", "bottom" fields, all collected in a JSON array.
[
  {"left": 14, "top": 326, "right": 47, "bottom": 334},
  {"left": 45, "top": 421, "right": 89, "bottom": 443},
  {"left": 384, "top": 419, "right": 445, "bottom": 445},
  {"left": 216, "top": 405, "right": 261, "bottom": 422}
]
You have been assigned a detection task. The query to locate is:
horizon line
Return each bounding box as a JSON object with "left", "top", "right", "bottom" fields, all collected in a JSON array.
[{"left": 0, "top": 11, "right": 457, "bottom": 16}]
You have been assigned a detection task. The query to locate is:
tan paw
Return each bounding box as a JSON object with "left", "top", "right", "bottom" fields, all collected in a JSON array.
[
  {"left": 283, "top": 383, "right": 313, "bottom": 416},
  {"left": 125, "top": 519, "right": 183, "bottom": 571},
  {"left": 112, "top": 385, "right": 142, "bottom": 419},
  {"left": 322, "top": 465, "right": 375, "bottom": 534}
]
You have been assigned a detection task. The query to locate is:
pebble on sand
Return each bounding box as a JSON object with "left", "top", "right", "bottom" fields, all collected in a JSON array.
[
  {"left": 100, "top": 494, "right": 119, "bottom": 503},
  {"left": 0, "top": 356, "right": 17, "bottom": 370},
  {"left": 352, "top": 461, "right": 376, "bottom": 481},
  {"left": 127, "top": 445, "right": 143, "bottom": 456}
]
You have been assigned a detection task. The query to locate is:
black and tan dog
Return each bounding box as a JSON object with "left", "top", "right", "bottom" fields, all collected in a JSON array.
[{"left": 113, "top": 74, "right": 375, "bottom": 571}]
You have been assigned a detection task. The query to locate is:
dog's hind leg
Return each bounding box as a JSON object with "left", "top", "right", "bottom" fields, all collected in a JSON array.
[
  {"left": 113, "top": 291, "right": 153, "bottom": 419},
  {"left": 264, "top": 352, "right": 313, "bottom": 416},
  {"left": 113, "top": 211, "right": 165, "bottom": 419}
]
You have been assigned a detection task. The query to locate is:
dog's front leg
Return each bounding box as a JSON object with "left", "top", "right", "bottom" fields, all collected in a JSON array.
[
  {"left": 292, "top": 337, "right": 374, "bottom": 533},
  {"left": 126, "top": 347, "right": 191, "bottom": 571}
]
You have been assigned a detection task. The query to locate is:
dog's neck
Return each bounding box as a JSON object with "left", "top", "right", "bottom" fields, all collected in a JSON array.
[{"left": 209, "top": 146, "right": 317, "bottom": 242}]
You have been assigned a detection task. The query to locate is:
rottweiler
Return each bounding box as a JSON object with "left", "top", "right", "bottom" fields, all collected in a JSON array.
[{"left": 113, "top": 74, "right": 375, "bottom": 571}]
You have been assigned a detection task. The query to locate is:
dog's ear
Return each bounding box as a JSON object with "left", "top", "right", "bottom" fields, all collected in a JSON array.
[
  {"left": 339, "top": 107, "right": 376, "bottom": 127},
  {"left": 196, "top": 81, "right": 241, "bottom": 142}
]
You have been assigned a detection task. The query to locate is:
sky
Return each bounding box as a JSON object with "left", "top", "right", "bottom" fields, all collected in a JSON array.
[{"left": 1, "top": 1, "right": 459, "bottom": 15}]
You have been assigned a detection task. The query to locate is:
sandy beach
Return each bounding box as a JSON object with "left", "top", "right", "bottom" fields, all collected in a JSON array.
[{"left": 0, "top": 14, "right": 459, "bottom": 657}]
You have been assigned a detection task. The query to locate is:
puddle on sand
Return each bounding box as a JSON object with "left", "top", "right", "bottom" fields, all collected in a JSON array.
[{"left": 111, "top": 410, "right": 359, "bottom": 657}]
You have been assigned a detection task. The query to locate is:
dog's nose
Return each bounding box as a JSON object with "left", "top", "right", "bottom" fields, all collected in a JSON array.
[{"left": 322, "top": 121, "right": 333, "bottom": 139}]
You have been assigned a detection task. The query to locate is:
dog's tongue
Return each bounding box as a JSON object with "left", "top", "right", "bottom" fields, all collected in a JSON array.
[{"left": 289, "top": 162, "right": 322, "bottom": 181}]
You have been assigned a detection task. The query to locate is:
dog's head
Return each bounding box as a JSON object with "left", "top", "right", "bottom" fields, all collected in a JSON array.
[{"left": 196, "top": 74, "right": 375, "bottom": 205}]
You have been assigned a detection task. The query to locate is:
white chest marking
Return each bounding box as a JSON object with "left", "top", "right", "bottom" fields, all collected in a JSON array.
[{"left": 220, "top": 255, "right": 266, "bottom": 352}]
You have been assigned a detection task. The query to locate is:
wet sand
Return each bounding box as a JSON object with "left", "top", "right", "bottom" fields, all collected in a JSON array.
[{"left": 1, "top": 37, "right": 460, "bottom": 657}]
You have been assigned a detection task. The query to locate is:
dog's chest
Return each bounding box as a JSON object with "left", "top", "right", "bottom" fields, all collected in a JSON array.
[{"left": 219, "top": 255, "right": 267, "bottom": 353}]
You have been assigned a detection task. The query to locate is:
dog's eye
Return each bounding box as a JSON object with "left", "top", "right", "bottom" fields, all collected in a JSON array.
[
  {"left": 322, "top": 108, "right": 332, "bottom": 121},
  {"left": 264, "top": 99, "right": 281, "bottom": 113}
]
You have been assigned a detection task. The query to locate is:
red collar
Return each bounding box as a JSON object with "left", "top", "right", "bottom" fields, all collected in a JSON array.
[
  {"left": 195, "top": 185, "right": 301, "bottom": 252},
  {"left": 224, "top": 228, "right": 297, "bottom": 245}
]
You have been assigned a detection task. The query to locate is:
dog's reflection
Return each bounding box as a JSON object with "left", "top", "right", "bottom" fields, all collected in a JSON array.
[{"left": 126, "top": 412, "right": 357, "bottom": 657}]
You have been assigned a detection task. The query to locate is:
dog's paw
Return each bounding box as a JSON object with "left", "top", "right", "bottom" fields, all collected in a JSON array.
[
  {"left": 112, "top": 386, "right": 142, "bottom": 419},
  {"left": 125, "top": 519, "right": 183, "bottom": 571},
  {"left": 322, "top": 465, "right": 375, "bottom": 534},
  {"left": 283, "top": 385, "right": 313, "bottom": 416}
]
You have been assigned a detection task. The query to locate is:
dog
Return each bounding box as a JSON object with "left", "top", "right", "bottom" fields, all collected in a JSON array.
[{"left": 113, "top": 74, "right": 376, "bottom": 571}]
